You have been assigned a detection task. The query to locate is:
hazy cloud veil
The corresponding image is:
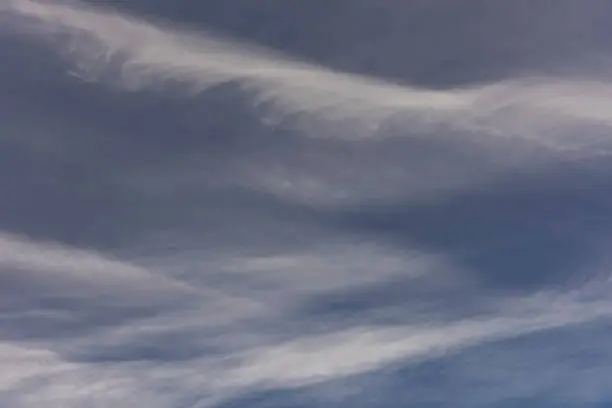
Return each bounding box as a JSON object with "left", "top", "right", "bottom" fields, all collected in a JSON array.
[{"left": 2, "top": 0, "right": 612, "bottom": 406}]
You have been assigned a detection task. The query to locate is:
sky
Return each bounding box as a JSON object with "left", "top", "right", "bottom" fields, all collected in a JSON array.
[{"left": 2, "top": 0, "right": 612, "bottom": 406}]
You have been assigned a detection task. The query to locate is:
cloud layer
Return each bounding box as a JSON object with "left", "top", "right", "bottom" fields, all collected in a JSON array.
[{"left": 2, "top": 1, "right": 612, "bottom": 407}]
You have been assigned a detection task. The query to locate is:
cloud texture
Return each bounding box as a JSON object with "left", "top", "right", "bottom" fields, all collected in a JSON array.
[{"left": 2, "top": 0, "right": 612, "bottom": 406}]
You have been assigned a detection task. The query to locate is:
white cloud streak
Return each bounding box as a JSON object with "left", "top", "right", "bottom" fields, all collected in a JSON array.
[
  {"left": 223, "top": 292, "right": 612, "bottom": 389},
  {"left": 3, "top": 231, "right": 612, "bottom": 404},
  {"left": 6, "top": 0, "right": 612, "bottom": 210},
  {"left": 0, "top": 232, "right": 200, "bottom": 308},
  {"left": 3, "top": 0, "right": 612, "bottom": 154},
  {"left": 7, "top": 0, "right": 612, "bottom": 215}
]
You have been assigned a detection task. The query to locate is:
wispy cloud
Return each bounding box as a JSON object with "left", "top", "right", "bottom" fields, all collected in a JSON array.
[
  {"left": 4, "top": 0, "right": 612, "bottom": 155},
  {"left": 6, "top": 0, "right": 612, "bottom": 212},
  {"left": 3, "top": 1, "right": 612, "bottom": 407},
  {"left": 2, "top": 229, "right": 612, "bottom": 406},
  {"left": 223, "top": 295, "right": 612, "bottom": 389}
]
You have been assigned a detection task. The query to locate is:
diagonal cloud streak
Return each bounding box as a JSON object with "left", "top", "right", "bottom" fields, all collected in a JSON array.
[{"left": 3, "top": 0, "right": 612, "bottom": 155}]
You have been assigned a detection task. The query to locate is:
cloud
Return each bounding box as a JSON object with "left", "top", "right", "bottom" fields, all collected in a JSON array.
[
  {"left": 5, "top": 228, "right": 612, "bottom": 406},
  {"left": 3, "top": 0, "right": 612, "bottom": 155},
  {"left": 1, "top": 0, "right": 468, "bottom": 133},
  {"left": 219, "top": 288, "right": 612, "bottom": 390},
  {"left": 6, "top": 0, "right": 612, "bottom": 214},
  {"left": 4, "top": 0, "right": 612, "bottom": 223},
  {"left": 3, "top": 1, "right": 612, "bottom": 407},
  {"left": 0, "top": 232, "right": 267, "bottom": 343},
  {"left": 0, "top": 232, "right": 183, "bottom": 288}
]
